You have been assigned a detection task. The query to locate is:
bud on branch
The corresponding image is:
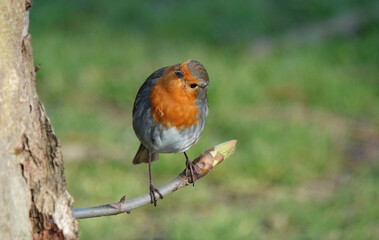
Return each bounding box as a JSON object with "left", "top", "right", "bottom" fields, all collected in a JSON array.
[{"left": 73, "top": 140, "right": 237, "bottom": 219}]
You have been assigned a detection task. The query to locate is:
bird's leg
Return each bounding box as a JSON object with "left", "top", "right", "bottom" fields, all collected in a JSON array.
[
  {"left": 184, "top": 152, "right": 198, "bottom": 186},
  {"left": 148, "top": 153, "right": 163, "bottom": 206}
]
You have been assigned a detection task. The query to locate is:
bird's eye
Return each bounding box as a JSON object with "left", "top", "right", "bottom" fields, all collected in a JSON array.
[
  {"left": 190, "top": 84, "right": 198, "bottom": 89},
  {"left": 175, "top": 70, "right": 184, "bottom": 78}
]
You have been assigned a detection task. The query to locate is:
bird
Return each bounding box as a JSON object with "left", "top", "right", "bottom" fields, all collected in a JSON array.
[{"left": 132, "top": 59, "right": 209, "bottom": 206}]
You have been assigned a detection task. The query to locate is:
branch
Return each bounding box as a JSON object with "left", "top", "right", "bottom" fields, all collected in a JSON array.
[{"left": 72, "top": 140, "right": 237, "bottom": 219}]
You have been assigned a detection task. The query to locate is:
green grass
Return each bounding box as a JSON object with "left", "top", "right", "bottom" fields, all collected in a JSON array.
[{"left": 30, "top": 1, "right": 379, "bottom": 239}]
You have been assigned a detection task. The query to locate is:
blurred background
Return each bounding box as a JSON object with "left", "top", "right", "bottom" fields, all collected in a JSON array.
[{"left": 30, "top": 0, "right": 379, "bottom": 239}]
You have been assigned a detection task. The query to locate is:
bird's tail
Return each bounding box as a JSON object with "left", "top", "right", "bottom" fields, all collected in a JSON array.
[{"left": 132, "top": 143, "right": 159, "bottom": 164}]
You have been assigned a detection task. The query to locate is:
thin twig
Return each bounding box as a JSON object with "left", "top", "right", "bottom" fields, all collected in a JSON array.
[{"left": 72, "top": 140, "right": 237, "bottom": 219}]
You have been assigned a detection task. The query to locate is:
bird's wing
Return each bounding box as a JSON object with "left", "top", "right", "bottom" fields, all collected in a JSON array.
[{"left": 132, "top": 66, "right": 168, "bottom": 116}]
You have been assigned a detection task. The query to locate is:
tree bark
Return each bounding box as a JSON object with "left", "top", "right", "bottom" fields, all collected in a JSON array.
[{"left": 0, "top": 1, "right": 79, "bottom": 239}]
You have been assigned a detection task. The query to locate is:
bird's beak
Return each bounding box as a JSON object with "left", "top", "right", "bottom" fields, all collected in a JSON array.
[
  {"left": 175, "top": 70, "right": 184, "bottom": 79},
  {"left": 200, "top": 83, "right": 209, "bottom": 89}
]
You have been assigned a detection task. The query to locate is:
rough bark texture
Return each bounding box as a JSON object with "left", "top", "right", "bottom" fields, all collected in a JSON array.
[{"left": 0, "top": 1, "right": 79, "bottom": 239}]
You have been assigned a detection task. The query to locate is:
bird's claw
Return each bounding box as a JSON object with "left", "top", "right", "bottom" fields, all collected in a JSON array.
[
  {"left": 185, "top": 159, "right": 199, "bottom": 186},
  {"left": 149, "top": 184, "right": 163, "bottom": 206}
]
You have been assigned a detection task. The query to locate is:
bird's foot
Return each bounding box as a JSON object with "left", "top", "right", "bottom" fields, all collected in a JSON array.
[
  {"left": 185, "top": 159, "right": 199, "bottom": 186},
  {"left": 149, "top": 184, "right": 163, "bottom": 206}
]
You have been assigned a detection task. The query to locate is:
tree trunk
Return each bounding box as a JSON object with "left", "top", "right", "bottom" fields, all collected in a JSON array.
[{"left": 0, "top": 1, "right": 79, "bottom": 239}]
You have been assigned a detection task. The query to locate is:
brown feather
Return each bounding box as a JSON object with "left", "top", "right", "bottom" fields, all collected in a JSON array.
[{"left": 133, "top": 144, "right": 159, "bottom": 164}]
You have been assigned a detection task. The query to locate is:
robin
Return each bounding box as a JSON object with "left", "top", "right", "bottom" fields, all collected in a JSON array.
[{"left": 132, "top": 59, "right": 209, "bottom": 206}]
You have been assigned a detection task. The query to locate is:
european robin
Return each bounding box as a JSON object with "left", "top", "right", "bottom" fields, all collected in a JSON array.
[{"left": 132, "top": 59, "right": 209, "bottom": 206}]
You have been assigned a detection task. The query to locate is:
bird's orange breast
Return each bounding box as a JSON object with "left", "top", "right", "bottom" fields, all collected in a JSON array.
[{"left": 149, "top": 66, "right": 199, "bottom": 129}]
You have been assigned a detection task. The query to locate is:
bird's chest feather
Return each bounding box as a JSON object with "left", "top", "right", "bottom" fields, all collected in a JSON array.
[{"left": 149, "top": 82, "right": 199, "bottom": 130}]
